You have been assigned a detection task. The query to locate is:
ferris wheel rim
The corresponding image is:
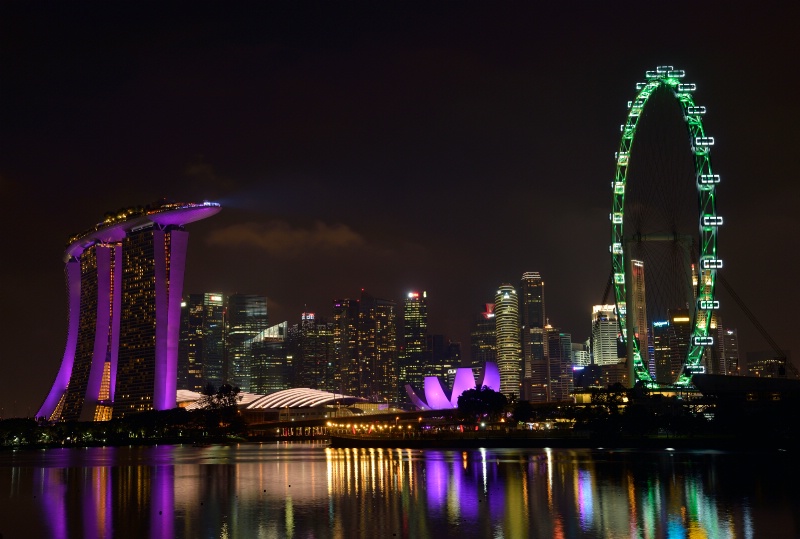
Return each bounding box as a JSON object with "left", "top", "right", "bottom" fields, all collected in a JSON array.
[{"left": 610, "top": 66, "right": 721, "bottom": 387}]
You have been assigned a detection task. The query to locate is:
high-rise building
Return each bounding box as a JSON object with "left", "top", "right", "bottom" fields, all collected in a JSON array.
[
  {"left": 333, "top": 298, "right": 360, "bottom": 395},
  {"left": 629, "top": 260, "right": 649, "bottom": 367},
  {"left": 290, "top": 313, "right": 336, "bottom": 391},
  {"left": 357, "top": 290, "right": 398, "bottom": 402},
  {"left": 38, "top": 201, "right": 220, "bottom": 421},
  {"left": 520, "top": 272, "right": 545, "bottom": 379},
  {"left": 546, "top": 330, "right": 574, "bottom": 402},
  {"left": 495, "top": 284, "right": 521, "bottom": 397},
  {"left": 425, "top": 335, "right": 461, "bottom": 381},
  {"left": 470, "top": 304, "right": 496, "bottom": 369},
  {"left": 178, "top": 293, "right": 225, "bottom": 392},
  {"left": 719, "top": 327, "right": 740, "bottom": 376},
  {"left": 225, "top": 294, "right": 268, "bottom": 391},
  {"left": 399, "top": 291, "right": 429, "bottom": 390},
  {"left": 652, "top": 320, "right": 671, "bottom": 383},
  {"left": 591, "top": 305, "right": 622, "bottom": 366},
  {"left": 249, "top": 322, "right": 289, "bottom": 394},
  {"left": 572, "top": 342, "right": 590, "bottom": 367},
  {"left": 667, "top": 308, "right": 692, "bottom": 381}
]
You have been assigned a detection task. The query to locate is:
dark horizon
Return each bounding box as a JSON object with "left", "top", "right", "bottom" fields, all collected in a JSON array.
[{"left": 2, "top": 2, "right": 799, "bottom": 417}]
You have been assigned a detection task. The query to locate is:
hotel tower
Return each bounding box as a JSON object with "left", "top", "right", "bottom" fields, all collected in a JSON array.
[{"left": 38, "top": 201, "right": 220, "bottom": 421}]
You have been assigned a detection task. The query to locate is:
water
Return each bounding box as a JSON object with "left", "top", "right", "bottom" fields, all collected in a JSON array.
[{"left": 1, "top": 443, "right": 798, "bottom": 538}]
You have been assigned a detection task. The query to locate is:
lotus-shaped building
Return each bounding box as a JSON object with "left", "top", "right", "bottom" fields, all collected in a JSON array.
[{"left": 405, "top": 362, "right": 501, "bottom": 410}]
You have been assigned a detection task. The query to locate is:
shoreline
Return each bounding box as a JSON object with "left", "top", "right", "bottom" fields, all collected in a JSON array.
[{"left": 327, "top": 432, "right": 800, "bottom": 451}]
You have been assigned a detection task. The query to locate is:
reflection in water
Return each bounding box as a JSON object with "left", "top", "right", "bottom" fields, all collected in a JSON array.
[{"left": 2, "top": 444, "right": 798, "bottom": 538}]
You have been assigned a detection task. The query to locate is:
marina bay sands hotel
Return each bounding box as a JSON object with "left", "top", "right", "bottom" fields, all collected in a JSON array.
[{"left": 38, "top": 201, "right": 221, "bottom": 422}]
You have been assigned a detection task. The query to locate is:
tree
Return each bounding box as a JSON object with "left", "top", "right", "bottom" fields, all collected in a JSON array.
[
  {"left": 457, "top": 386, "right": 508, "bottom": 422},
  {"left": 512, "top": 400, "right": 533, "bottom": 423},
  {"left": 197, "top": 384, "right": 244, "bottom": 436}
]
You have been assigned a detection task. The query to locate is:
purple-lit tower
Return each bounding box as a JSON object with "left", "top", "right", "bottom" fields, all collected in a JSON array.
[{"left": 38, "top": 201, "right": 220, "bottom": 421}]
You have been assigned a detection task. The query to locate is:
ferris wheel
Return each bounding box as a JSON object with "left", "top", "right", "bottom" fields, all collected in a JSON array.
[{"left": 610, "top": 66, "right": 721, "bottom": 387}]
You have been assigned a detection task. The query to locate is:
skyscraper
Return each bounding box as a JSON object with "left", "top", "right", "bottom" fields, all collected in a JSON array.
[
  {"left": 495, "top": 284, "right": 521, "bottom": 397},
  {"left": 652, "top": 320, "right": 671, "bottom": 383},
  {"left": 333, "top": 298, "right": 360, "bottom": 395},
  {"left": 178, "top": 293, "right": 225, "bottom": 392},
  {"left": 225, "top": 294, "right": 269, "bottom": 391},
  {"left": 291, "top": 312, "right": 336, "bottom": 391},
  {"left": 249, "top": 322, "right": 289, "bottom": 394},
  {"left": 591, "top": 305, "right": 622, "bottom": 366},
  {"left": 470, "top": 304, "right": 496, "bottom": 369},
  {"left": 546, "top": 329, "right": 574, "bottom": 402},
  {"left": 38, "top": 201, "right": 220, "bottom": 421},
  {"left": 629, "top": 260, "right": 649, "bottom": 368},
  {"left": 667, "top": 308, "right": 692, "bottom": 381},
  {"left": 400, "top": 291, "right": 428, "bottom": 390},
  {"left": 357, "top": 290, "right": 398, "bottom": 402},
  {"left": 520, "top": 272, "right": 545, "bottom": 375}
]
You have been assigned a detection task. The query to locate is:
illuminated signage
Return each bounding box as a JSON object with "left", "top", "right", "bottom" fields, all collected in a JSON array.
[{"left": 652, "top": 321, "right": 669, "bottom": 328}]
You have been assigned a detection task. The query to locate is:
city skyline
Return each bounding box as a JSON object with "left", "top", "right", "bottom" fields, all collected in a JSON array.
[{"left": 3, "top": 3, "right": 800, "bottom": 417}]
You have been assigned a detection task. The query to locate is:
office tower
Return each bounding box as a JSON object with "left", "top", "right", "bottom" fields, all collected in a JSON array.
[
  {"left": 225, "top": 294, "right": 268, "bottom": 391},
  {"left": 333, "top": 298, "right": 360, "bottom": 395},
  {"left": 178, "top": 293, "right": 225, "bottom": 392},
  {"left": 470, "top": 304, "right": 496, "bottom": 369},
  {"left": 629, "top": 260, "right": 649, "bottom": 366},
  {"left": 520, "top": 272, "right": 545, "bottom": 377},
  {"left": 747, "top": 350, "right": 793, "bottom": 378},
  {"left": 426, "top": 334, "right": 447, "bottom": 377},
  {"left": 667, "top": 308, "right": 692, "bottom": 381},
  {"left": 572, "top": 342, "right": 590, "bottom": 367},
  {"left": 720, "top": 327, "right": 740, "bottom": 375},
  {"left": 495, "top": 284, "right": 521, "bottom": 397},
  {"left": 546, "top": 330, "right": 574, "bottom": 402},
  {"left": 399, "top": 291, "right": 429, "bottom": 390},
  {"left": 291, "top": 313, "right": 336, "bottom": 391},
  {"left": 249, "top": 322, "right": 288, "bottom": 394},
  {"left": 652, "top": 320, "right": 671, "bottom": 383},
  {"left": 425, "top": 335, "right": 461, "bottom": 381},
  {"left": 591, "top": 305, "right": 622, "bottom": 366},
  {"left": 357, "top": 290, "right": 398, "bottom": 403},
  {"left": 38, "top": 201, "right": 220, "bottom": 421}
]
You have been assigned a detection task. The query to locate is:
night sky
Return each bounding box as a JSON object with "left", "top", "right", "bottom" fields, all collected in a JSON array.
[{"left": 2, "top": 2, "right": 799, "bottom": 417}]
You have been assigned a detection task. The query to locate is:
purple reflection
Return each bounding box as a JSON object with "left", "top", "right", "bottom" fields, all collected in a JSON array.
[
  {"left": 38, "top": 260, "right": 81, "bottom": 419},
  {"left": 479, "top": 362, "right": 501, "bottom": 392},
  {"left": 150, "top": 447, "right": 175, "bottom": 539},
  {"left": 35, "top": 467, "right": 68, "bottom": 539},
  {"left": 81, "top": 467, "right": 111, "bottom": 539},
  {"left": 425, "top": 456, "right": 448, "bottom": 513},
  {"left": 578, "top": 469, "right": 594, "bottom": 529},
  {"left": 424, "top": 377, "right": 453, "bottom": 409}
]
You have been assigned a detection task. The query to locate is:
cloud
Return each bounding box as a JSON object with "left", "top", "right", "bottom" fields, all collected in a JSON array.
[
  {"left": 184, "top": 155, "right": 236, "bottom": 197},
  {"left": 207, "top": 220, "right": 366, "bottom": 258}
]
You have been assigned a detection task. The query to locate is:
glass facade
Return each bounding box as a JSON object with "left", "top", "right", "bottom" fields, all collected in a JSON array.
[
  {"left": 225, "top": 294, "right": 268, "bottom": 392},
  {"left": 400, "top": 291, "right": 428, "bottom": 391},
  {"left": 357, "top": 291, "right": 398, "bottom": 403},
  {"left": 495, "top": 284, "right": 520, "bottom": 397}
]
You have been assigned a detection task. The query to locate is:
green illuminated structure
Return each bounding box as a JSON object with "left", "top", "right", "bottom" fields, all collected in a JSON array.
[{"left": 611, "top": 66, "right": 721, "bottom": 387}]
